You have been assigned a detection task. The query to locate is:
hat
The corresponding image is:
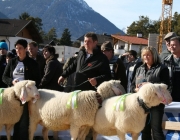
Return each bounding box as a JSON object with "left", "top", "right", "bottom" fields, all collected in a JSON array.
[
  {"left": 164, "top": 32, "right": 177, "bottom": 40},
  {"left": 101, "top": 41, "right": 113, "bottom": 51},
  {"left": 0, "top": 42, "right": 8, "bottom": 51}
]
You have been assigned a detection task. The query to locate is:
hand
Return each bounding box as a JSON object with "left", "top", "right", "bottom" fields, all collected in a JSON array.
[
  {"left": 88, "top": 78, "right": 97, "bottom": 87},
  {"left": 135, "top": 82, "right": 149, "bottom": 92},
  {"left": 58, "top": 76, "right": 65, "bottom": 85},
  {"left": 122, "top": 52, "right": 129, "bottom": 56},
  {"left": 12, "top": 79, "right": 19, "bottom": 85},
  {"left": 137, "top": 82, "right": 149, "bottom": 88}
]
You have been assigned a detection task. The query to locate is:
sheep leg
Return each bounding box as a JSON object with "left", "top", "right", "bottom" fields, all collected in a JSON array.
[
  {"left": 78, "top": 126, "right": 91, "bottom": 140},
  {"left": 42, "top": 126, "right": 49, "bottom": 140},
  {"left": 131, "top": 133, "right": 139, "bottom": 140},
  {"left": 5, "top": 124, "right": 13, "bottom": 140},
  {"left": 53, "top": 131, "right": 59, "bottom": 140},
  {"left": 92, "top": 129, "right": 98, "bottom": 140},
  {"left": 117, "top": 131, "right": 125, "bottom": 140},
  {"left": 70, "top": 125, "right": 80, "bottom": 140},
  {"left": 29, "top": 123, "right": 38, "bottom": 140},
  {"left": 0, "top": 125, "right": 2, "bottom": 140}
]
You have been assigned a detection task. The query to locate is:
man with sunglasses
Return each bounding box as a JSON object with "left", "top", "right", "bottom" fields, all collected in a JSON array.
[{"left": 160, "top": 32, "right": 176, "bottom": 61}]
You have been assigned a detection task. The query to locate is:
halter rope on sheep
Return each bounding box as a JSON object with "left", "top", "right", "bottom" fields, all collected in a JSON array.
[
  {"left": 60, "top": 75, "right": 103, "bottom": 89},
  {"left": 0, "top": 88, "right": 4, "bottom": 104}
]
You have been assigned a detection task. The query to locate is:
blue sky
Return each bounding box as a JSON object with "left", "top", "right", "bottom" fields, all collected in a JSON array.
[{"left": 84, "top": 0, "right": 180, "bottom": 32}]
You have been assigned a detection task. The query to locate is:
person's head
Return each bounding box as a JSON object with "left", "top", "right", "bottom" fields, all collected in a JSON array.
[
  {"left": 141, "top": 46, "right": 160, "bottom": 66},
  {"left": 0, "top": 40, "right": 6, "bottom": 42},
  {"left": 74, "top": 52, "right": 78, "bottom": 57},
  {"left": 43, "top": 45, "right": 57, "bottom": 60},
  {"left": 84, "top": 32, "right": 98, "bottom": 53},
  {"left": 28, "top": 41, "right": 38, "bottom": 57},
  {"left": 11, "top": 49, "right": 17, "bottom": 56},
  {"left": 101, "top": 41, "right": 114, "bottom": 60},
  {"left": 164, "top": 32, "right": 177, "bottom": 51},
  {"left": 14, "top": 39, "right": 28, "bottom": 60},
  {"left": 6, "top": 52, "right": 15, "bottom": 63},
  {"left": 169, "top": 36, "right": 180, "bottom": 56},
  {"left": 126, "top": 50, "right": 137, "bottom": 62},
  {"left": 0, "top": 42, "right": 8, "bottom": 55}
]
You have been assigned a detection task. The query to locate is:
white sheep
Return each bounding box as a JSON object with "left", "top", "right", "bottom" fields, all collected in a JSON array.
[
  {"left": 0, "top": 80, "right": 40, "bottom": 140},
  {"left": 28, "top": 80, "right": 126, "bottom": 140},
  {"left": 79, "top": 83, "right": 172, "bottom": 140}
]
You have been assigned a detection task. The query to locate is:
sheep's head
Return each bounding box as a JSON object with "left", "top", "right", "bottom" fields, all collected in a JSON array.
[
  {"left": 13, "top": 80, "right": 40, "bottom": 104},
  {"left": 138, "top": 83, "right": 172, "bottom": 107},
  {"left": 97, "top": 80, "right": 126, "bottom": 100}
]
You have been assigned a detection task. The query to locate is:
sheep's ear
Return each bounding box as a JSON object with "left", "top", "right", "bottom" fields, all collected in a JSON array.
[
  {"left": 26, "top": 83, "right": 32, "bottom": 90},
  {"left": 112, "top": 86, "right": 122, "bottom": 95},
  {"left": 155, "top": 85, "right": 168, "bottom": 104},
  {"left": 20, "top": 87, "right": 27, "bottom": 104}
]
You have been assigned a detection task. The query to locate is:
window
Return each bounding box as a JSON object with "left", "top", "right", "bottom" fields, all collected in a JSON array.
[{"left": 119, "top": 45, "right": 124, "bottom": 49}]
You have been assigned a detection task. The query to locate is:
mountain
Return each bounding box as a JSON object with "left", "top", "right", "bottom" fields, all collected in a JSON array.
[
  {"left": 0, "top": 12, "right": 8, "bottom": 18},
  {"left": 0, "top": 0, "right": 124, "bottom": 40}
]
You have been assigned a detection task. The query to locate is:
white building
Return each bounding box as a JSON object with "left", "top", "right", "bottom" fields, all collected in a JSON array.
[{"left": 111, "top": 34, "right": 148, "bottom": 55}]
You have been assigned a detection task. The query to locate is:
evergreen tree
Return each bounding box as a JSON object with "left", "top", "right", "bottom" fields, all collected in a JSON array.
[
  {"left": 127, "top": 16, "right": 159, "bottom": 38},
  {"left": 46, "top": 27, "right": 57, "bottom": 40},
  {"left": 59, "top": 28, "right": 72, "bottom": 46},
  {"left": 19, "top": 12, "right": 43, "bottom": 32},
  {"left": 172, "top": 12, "right": 180, "bottom": 36}
]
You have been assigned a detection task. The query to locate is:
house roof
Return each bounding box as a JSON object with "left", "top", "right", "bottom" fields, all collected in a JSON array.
[
  {"left": 77, "top": 34, "right": 112, "bottom": 45},
  {"left": 39, "top": 40, "right": 56, "bottom": 46},
  {"left": 0, "top": 19, "right": 42, "bottom": 43},
  {"left": 111, "top": 34, "right": 148, "bottom": 45}
]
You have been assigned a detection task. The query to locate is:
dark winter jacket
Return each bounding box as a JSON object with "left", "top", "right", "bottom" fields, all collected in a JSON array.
[
  {"left": 109, "top": 56, "right": 127, "bottom": 91},
  {"left": 163, "top": 54, "right": 180, "bottom": 101},
  {"left": 126, "top": 58, "right": 142, "bottom": 92},
  {"left": 61, "top": 47, "right": 111, "bottom": 91},
  {"left": 160, "top": 49, "right": 171, "bottom": 62},
  {"left": 2, "top": 56, "right": 41, "bottom": 87},
  {"left": 131, "top": 63, "right": 170, "bottom": 92},
  {"left": 0, "top": 55, "right": 7, "bottom": 87},
  {"left": 39, "top": 56, "right": 63, "bottom": 91},
  {"left": 29, "top": 53, "right": 46, "bottom": 79}
]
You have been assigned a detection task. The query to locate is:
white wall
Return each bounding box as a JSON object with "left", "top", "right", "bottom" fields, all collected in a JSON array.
[
  {"left": 0, "top": 36, "right": 32, "bottom": 51},
  {"left": 54, "top": 46, "right": 79, "bottom": 63},
  {"left": 114, "top": 40, "right": 147, "bottom": 55},
  {"left": 114, "top": 40, "right": 125, "bottom": 50},
  {"left": 80, "top": 41, "right": 84, "bottom": 46},
  {"left": 130, "top": 44, "right": 146, "bottom": 54}
]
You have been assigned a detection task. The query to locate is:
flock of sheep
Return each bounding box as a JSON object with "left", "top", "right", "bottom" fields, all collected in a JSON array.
[{"left": 0, "top": 80, "right": 172, "bottom": 140}]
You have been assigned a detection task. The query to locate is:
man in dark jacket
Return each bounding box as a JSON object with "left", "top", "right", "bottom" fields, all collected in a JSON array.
[
  {"left": 163, "top": 36, "right": 180, "bottom": 101},
  {"left": 160, "top": 32, "right": 176, "bottom": 61},
  {"left": 101, "top": 41, "right": 127, "bottom": 91},
  {"left": 28, "top": 41, "right": 46, "bottom": 79},
  {"left": 58, "top": 32, "right": 111, "bottom": 91}
]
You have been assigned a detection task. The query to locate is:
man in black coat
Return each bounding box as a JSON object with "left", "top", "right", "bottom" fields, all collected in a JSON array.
[{"left": 58, "top": 32, "right": 111, "bottom": 91}]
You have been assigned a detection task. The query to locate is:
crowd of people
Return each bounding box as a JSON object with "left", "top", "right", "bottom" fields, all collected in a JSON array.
[{"left": 0, "top": 31, "right": 180, "bottom": 140}]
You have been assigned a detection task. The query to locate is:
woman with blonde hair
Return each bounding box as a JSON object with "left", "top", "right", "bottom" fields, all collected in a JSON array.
[{"left": 131, "top": 46, "right": 170, "bottom": 140}]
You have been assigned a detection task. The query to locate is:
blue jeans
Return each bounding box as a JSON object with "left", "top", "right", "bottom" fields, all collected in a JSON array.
[
  {"left": 13, "top": 102, "right": 29, "bottom": 140},
  {"left": 142, "top": 103, "right": 165, "bottom": 140}
]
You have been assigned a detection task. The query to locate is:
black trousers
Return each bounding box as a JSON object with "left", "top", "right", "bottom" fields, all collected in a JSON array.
[
  {"left": 13, "top": 102, "right": 29, "bottom": 140},
  {"left": 142, "top": 103, "right": 165, "bottom": 140}
]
